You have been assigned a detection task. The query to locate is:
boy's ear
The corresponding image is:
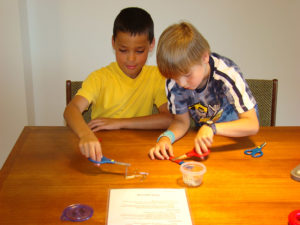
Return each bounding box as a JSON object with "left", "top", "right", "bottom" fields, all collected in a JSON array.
[
  {"left": 149, "top": 38, "right": 155, "bottom": 51},
  {"left": 202, "top": 51, "right": 210, "bottom": 64},
  {"left": 112, "top": 36, "right": 115, "bottom": 49}
]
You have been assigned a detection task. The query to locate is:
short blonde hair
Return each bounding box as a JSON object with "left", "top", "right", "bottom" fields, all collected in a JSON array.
[{"left": 157, "top": 22, "right": 210, "bottom": 78}]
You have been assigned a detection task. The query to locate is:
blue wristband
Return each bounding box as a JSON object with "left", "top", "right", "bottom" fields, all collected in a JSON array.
[{"left": 157, "top": 130, "right": 175, "bottom": 144}]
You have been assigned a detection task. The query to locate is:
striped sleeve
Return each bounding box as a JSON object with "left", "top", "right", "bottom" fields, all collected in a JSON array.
[
  {"left": 214, "top": 60, "right": 256, "bottom": 113},
  {"left": 166, "top": 79, "right": 189, "bottom": 114}
]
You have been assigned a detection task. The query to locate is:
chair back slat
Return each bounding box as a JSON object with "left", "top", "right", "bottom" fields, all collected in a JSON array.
[
  {"left": 246, "top": 79, "right": 278, "bottom": 126},
  {"left": 66, "top": 79, "right": 278, "bottom": 127},
  {"left": 66, "top": 80, "right": 91, "bottom": 123}
]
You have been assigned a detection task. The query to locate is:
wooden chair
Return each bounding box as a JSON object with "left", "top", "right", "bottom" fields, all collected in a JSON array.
[
  {"left": 66, "top": 80, "right": 91, "bottom": 123},
  {"left": 246, "top": 79, "right": 278, "bottom": 126},
  {"left": 66, "top": 79, "right": 278, "bottom": 126},
  {"left": 189, "top": 79, "right": 278, "bottom": 128}
]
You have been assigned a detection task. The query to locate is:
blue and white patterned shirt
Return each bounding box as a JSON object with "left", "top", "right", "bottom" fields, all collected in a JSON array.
[{"left": 166, "top": 53, "right": 257, "bottom": 127}]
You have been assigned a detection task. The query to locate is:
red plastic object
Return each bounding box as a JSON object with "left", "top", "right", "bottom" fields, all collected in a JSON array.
[
  {"left": 170, "top": 148, "right": 210, "bottom": 165},
  {"left": 289, "top": 210, "right": 300, "bottom": 225}
]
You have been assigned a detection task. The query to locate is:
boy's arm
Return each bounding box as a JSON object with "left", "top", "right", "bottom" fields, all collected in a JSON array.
[
  {"left": 194, "top": 108, "right": 259, "bottom": 154},
  {"left": 214, "top": 108, "right": 259, "bottom": 137},
  {"left": 165, "top": 112, "right": 191, "bottom": 140},
  {"left": 88, "top": 103, "right": 172, "bottom": 131},
  {"left": 149, "top": 112, "right": 190, "bottom": 160},
  {"left": 122, "top": 102, "right": 172, "bottom": 129},
  {"left": 64, "top": 95, "right": 102, "bottom": 162}
]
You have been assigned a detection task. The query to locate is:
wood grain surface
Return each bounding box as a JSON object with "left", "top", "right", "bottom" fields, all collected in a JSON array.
[{"left": 0, "top": 126, "right": 299, "bottom": 224}]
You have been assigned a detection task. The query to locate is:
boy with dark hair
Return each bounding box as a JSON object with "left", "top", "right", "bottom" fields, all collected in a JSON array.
[
  {"left": 149, "top": 22, "right": 259, "bottom": 160},
  {"left": 64, "top": 7, "right": 171, "bottom": 162}
]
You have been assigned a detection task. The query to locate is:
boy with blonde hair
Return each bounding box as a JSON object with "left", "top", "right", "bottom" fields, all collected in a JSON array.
[
  {"left": 149, "top": 22, "right": 259, "bottom": 160},
  {"left": 64, "top": 7, "right": 171, "bottom": 163}
]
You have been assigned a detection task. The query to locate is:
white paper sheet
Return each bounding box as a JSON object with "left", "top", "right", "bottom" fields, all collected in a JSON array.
[{"left": 106, "top": 188, "right": 193, "bottom": 225}]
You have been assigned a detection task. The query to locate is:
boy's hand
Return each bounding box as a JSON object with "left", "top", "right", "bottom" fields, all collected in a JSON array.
[
  {"left": 88, "top": 118, "right": 122, "bottom": 132},
  {"left": 194, "top": 125, "right": 214, "bottom": 155},
  {"left": 149, "top": 137, "right": 174, "bottom": 160},
  {"left": 79, "top": 134, "right": 102, "bottom": 162}
]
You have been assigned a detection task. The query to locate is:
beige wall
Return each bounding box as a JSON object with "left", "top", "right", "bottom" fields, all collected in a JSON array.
[
  {"left": 1, "top": 0, "right": 300, "bottom": 168},
  {"left": 0, "top": 0, "right": 28, "bottom": 169},
  {"left": 26, "top": 0, "right": 300, "bottom": 126}
]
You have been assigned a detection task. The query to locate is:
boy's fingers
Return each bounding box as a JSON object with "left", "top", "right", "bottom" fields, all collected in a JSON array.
[
  {"left": 199, "top": 140, "right": 208, "bottom": 152},
  {"left": 84, "top": 145, "right": 91, "bottom": 158},
  {"left": 79, "top": 144, "right": 84, "bottom": 156},
  {"left": 154, "top": 146, "right": 165, "bottom": 160},
  {"left": 149, "top": 147, "right": 155, "bottom": 160},
  {"left": 149, "top": 147, "right": 162, "bottom": 160},
  {"left": 194, "top": 138, "right": 204, "bottom": 155},
  {"left": 166, "top": 145, "right": 174, "bottom": 157},
  {"left": 88, "top": 121, "right": 102, "bottom": 131},
  {"left": 203, "top": 144, "right": 211, "bottom": 152},
  {"left": 203, "top": 137, "right": 212, "bottom": 148},
  {"left": 95, "top": 143, "right": 102, "bottom": 162},
  {"left": 161, "top": 145, "right": 170, "bottom": 160},
  {"left": 194, "top": 143, "right": 202, "bottom": 155},
  {"left": 149, "top": 144, "right": 173, "bottom": 160},
  {"left": 90, "top": 125, "right": 101, "bottom": 132},
  {"left": 89, "top": 143, "right": 96, "bottom": 161},
  {"left": 79, "top": 142, "right": 89, "bottom": 158}
]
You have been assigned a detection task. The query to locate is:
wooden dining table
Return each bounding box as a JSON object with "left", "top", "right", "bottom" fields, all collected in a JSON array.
[{"left": 0, "top": 126, "right": 299, "bottom": 224}]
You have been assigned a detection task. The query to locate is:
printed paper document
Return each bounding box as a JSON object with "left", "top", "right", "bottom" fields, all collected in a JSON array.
[{"left": 107, "top": 188, "right": 192, "bottom": 225}]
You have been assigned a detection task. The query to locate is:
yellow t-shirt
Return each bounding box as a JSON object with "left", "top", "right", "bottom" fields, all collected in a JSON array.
[{"left": 76, "top": 62, "right": 167, "bottom": 120}]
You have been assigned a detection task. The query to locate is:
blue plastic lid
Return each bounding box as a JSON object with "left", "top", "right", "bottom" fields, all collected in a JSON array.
[{"left": 61, "top": 204, "right": 93, "bottom": 222}]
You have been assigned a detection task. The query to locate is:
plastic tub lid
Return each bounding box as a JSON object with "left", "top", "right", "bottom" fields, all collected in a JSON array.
[{"left": 61, "top": 204, "right": 93, "bottom": 222}]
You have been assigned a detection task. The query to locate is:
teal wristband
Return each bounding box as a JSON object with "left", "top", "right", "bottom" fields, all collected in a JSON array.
[{"left": 157, "top": 130, "right": 175, "bottom": 144}]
